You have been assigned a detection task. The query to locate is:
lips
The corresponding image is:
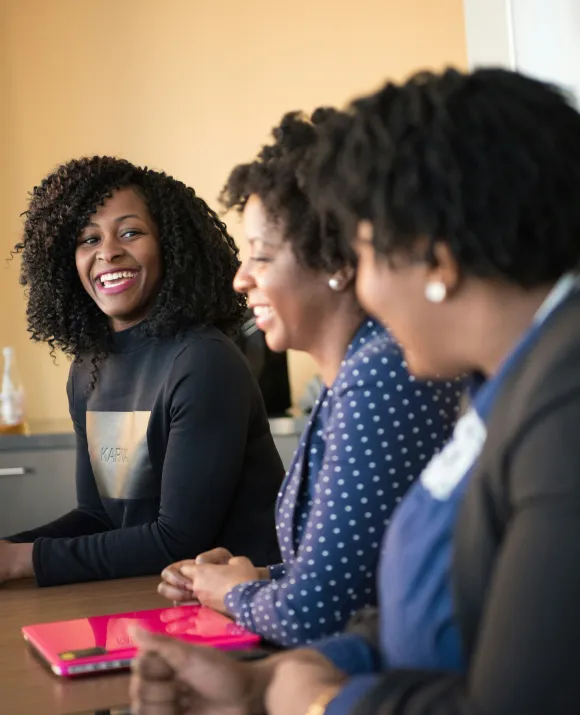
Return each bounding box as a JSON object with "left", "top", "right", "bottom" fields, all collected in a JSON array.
[{"left": 94, "top": 268, "right": 140, "bottom": 296}]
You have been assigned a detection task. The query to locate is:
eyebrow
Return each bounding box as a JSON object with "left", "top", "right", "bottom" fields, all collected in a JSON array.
[{"left": 84, "top": 213, "right": 143, "bottom": 228}]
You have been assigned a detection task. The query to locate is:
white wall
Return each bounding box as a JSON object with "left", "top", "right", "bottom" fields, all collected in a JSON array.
[
  {"left": 463, "top": 0, "right": 515, "bottom": 68},
  {"left": 463, "top": 0, "right": 580, "bottom": 104}
]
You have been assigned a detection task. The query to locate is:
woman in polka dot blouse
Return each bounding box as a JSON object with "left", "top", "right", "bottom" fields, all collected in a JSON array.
[{"left": 157, "top": 109, "right": 464, "bottom": 646}]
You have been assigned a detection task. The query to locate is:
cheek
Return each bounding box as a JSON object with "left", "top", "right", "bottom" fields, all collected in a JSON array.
[
  {"left": 141, "top": 242, "right": 163, "bottom": 281},
  {"left": 374, "top": 290, "right": 422, "bottom": 350},
  {"left": 248, "top": 271, "right": 279, "bottom": 315},
  {"left": 379, "top": 299, "right": 441, "bottom": 378},
  {"left": 355, "top": 263, "right": 420, "bottom": 352},
  {"left": 75, "top": 252, "right": 91, "bottom": 288},
  {"left": 258, "top": 268, "right": 300, "bottom": 314}
]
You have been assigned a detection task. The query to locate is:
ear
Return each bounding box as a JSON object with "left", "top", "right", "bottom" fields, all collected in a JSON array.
[
  {"left": 357, "top": 220, "right": 374, "bottom": 242},
  {"left": 426, "top": 242, "right": 461, "bottom": 297},
  {"left": 328, "top": 264, "right": 356, "bottom": 292}
]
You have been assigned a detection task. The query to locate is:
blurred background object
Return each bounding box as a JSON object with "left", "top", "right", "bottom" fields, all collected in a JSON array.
[
  {"left": 234, "top": 311, "right": 292, "bottom": 417},
  {"left": 0, "top": 346, "right": 27, "bottom": 435},
  {"left": 464, "top": 0, "right": 580, "bottom": 105}
]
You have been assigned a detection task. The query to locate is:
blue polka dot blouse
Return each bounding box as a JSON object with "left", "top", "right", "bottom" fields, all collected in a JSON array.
[{"left": 224, "top": 319, "right": 464, "bottom": 646}]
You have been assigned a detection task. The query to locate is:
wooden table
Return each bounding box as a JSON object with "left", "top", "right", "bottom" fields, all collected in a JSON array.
[{"left": 0, "top": 576, "right": 165, "bottom": 714}]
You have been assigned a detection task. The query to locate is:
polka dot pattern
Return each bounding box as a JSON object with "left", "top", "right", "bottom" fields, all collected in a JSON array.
[{"left": 225, "top": 319, "right": 463, "bottom": 647}]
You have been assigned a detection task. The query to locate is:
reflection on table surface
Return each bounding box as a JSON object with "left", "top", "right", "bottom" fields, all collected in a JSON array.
[
  {"left": 0, "top": 575, "right": 163, "bottom": 715},
  {"left": 66, "top": 709, "right": 131, "bottom": 714}
]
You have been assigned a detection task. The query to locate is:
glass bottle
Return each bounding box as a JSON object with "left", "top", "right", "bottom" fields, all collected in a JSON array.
[{"left": 0, "top": 347, "right": 27, "bottom": 435}]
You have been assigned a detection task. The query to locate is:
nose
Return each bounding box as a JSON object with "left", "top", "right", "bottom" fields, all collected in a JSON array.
[
  {"left": 96, "top": 233, "right": 126, "bottom": 263},
  {"left": 233, "top": 258, "right": 255, "bottom": 294}
]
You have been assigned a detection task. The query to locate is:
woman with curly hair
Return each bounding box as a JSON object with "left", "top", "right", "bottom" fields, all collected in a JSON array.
[
  {"left": 0, "top": 156, "right": 284, "bottom": 587},
  {"left": 156, "top": 110, "right": 464, "bottom": 646}
]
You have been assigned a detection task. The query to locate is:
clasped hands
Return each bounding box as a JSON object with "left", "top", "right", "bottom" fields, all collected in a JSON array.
[
  {"left": 149, "top": 549, "right": 347, "bottom": 714},
  {"left": 158, "top": 548, "right": 269, "bottom": 615}
]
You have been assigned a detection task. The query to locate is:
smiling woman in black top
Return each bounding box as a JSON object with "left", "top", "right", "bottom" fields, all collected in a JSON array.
[{"left": 0, "top": 156, "right": 284, "bottom": 587}]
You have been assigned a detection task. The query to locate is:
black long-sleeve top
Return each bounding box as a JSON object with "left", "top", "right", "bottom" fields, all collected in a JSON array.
[{"left": 6, "top": 325, "right": 284, "bottom": 586}]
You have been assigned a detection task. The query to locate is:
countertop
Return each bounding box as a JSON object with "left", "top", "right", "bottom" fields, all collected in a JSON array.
[{"left": 0, "top": 416, "right": 306, "bottom": 452}]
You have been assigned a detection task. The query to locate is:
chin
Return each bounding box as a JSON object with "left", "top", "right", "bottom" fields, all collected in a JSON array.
[{"left": 263, "top": 330, "right": 289, "bottom": 354}]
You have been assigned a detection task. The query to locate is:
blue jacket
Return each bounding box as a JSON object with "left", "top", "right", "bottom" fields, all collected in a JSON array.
[{"left": 225, "top": 319, "right": 464, "bottom": 646}]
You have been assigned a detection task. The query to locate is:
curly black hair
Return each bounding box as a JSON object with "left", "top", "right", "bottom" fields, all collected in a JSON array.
[
  {"left": 15, "top": 156, "right": 245, "bottom": 384},
  {"left": 304, "top": 68, "right": 580, "bottom": 287},
  {"left": 220, "top": 107, "right": 355, "bottom": 273}
]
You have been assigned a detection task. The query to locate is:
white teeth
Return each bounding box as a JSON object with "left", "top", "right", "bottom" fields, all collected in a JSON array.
[
  {"left": 99, "top": 270, "right": 137, "bottom": 284},
  {"left": 253, "top": 306, "right": 272, "bottom": 318}
]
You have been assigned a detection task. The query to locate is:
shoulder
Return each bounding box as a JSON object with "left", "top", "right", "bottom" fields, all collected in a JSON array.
[
  {"left": 493, "top": 297, "right": 580, "bottom": 436},
  {"left": 337, "top": 328, "right": 404, "bottom": 389},
  {"left": 335, "top": 326, "right": 442, "bottom": 395},
  {"left": 173, "top": 325, "right": 249, "bottom": 364},
  {"left": 168, "top": 325, "right": 255, "bottom": 388},
  {"left": 333, "top": 326, "right": 464, "bottom": 426},
  {"left": 527, "top": 299, "right": 580, "bottom": 405},
  {"left": 477, "top": 299, "right": 580, "bottom": 503}
]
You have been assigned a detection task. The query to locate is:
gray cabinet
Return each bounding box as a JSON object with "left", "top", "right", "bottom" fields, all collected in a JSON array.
[
  {"left": 0, "top": 445, "right": 76, "bottom": 535},
  {"left": 272, "top": 435, "right": 299, "bottom": 470},
  {"left": 269, "top": 417, "right": 303, "bottom": 471}
]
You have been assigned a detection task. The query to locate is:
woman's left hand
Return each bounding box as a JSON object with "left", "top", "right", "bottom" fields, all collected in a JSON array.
[
  {"left": 266, "top": 655, "right": 347, "bottom": 715},
  {"left": 180, "top": 557, "right": 261, "bottom": 614},
  {"left": 0, "top": 541, "right": 34, "bottom": 584}
]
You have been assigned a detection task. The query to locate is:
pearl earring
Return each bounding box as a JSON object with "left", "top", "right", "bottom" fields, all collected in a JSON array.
[
  {"left": 328, "top": 278, "right": 341, "bottom": 291},
  {"left": 425, "top": 281, "right": 447, "bottom": 303}
]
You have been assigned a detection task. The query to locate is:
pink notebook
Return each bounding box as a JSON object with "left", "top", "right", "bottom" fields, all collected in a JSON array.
[{"left": 22, "top": 604, "right": 261, "bottom": 677}]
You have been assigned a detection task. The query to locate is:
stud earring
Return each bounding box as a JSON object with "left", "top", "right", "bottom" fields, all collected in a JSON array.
[
  {"left": 425, "top": 281, "right": 447, "bottom": 303},
  {"left": 328, "top": 278, "right": 341, "bottom": 291}
]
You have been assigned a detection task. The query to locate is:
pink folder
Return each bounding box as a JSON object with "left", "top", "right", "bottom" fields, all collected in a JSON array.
[{"left": 22, "top": 604, "right": 261, "bottom": 676}]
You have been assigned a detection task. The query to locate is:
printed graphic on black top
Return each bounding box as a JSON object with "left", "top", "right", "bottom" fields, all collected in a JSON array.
[{"left": 86, "top": 411, "right": 157, "bottom": 500}]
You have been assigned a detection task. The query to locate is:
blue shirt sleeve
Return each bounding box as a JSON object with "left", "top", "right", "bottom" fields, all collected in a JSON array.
[
  {"left": 268, "top": 563, "right": 287, "bottom": 579},
  {"left": 324, "top": 676, "right": 380, "bottom": 715},
  {"left": 311, "top": 633, "right": 380, "bottom": 675},
  {"left": 225, "top": 337, "right": 463, "bottom": 647}
]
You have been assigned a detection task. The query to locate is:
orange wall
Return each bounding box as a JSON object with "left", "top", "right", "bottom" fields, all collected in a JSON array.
[{"left": 0, "top": 0, "right": 467, "bottom": 424}]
